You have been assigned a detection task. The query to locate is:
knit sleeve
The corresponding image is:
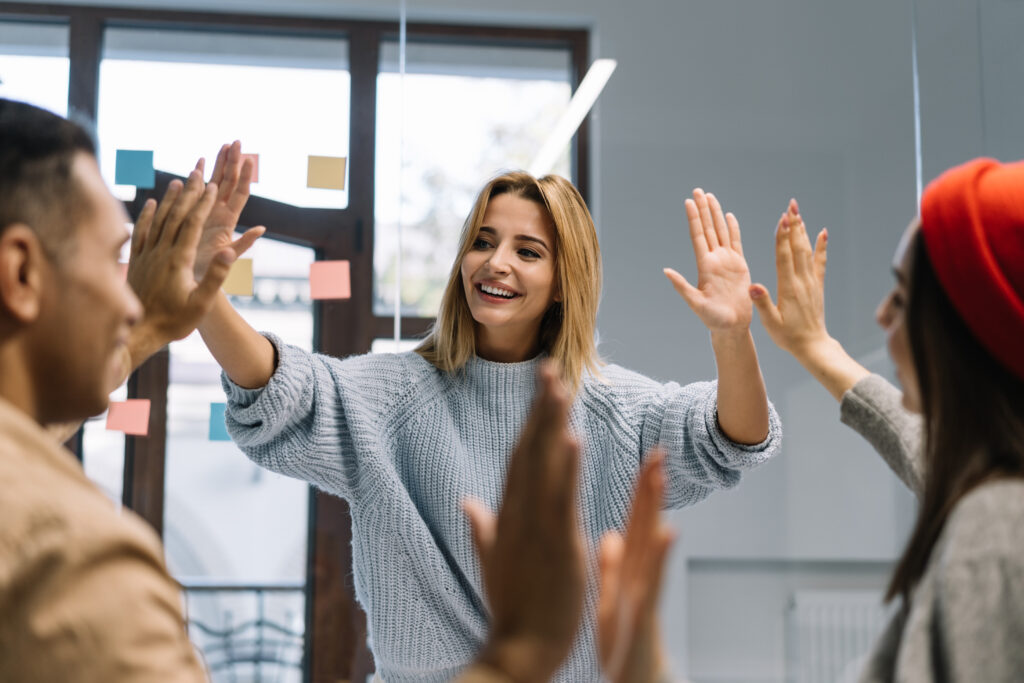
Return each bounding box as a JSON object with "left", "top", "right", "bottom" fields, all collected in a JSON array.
[
  {"left": 636, "top": 376, "right": 782, "bottom": 509},
  {"left": 220, "top": 332, "right": 394, "bottom": 500},
  {"left": 839, "top": 373, "right": 924, "bottom": 496}
]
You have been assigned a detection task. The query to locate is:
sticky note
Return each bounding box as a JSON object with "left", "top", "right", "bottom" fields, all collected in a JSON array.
[
  {"left": 241, "top": 153, "right": 259, "bottom": 183},
  {"left": 310, "top": 260, "right": 351, "bottom": 300},
  {"left": 306, "top": 155, "right": 347, "bottom": 190},
  {"left": 106, "top": 399, "right": 151, "bottom": 436},
  {"left": 209, "top": 403, "right": 231, "bottom": 441},
  {"left": 118, "top": 262, "right": 128, "bottom": 282},
  {"left": 222, "top": 258, "right": 253, "bottom": 296},
  {"left": 115, "top": 149, "right": 155, "bottom": 189}
]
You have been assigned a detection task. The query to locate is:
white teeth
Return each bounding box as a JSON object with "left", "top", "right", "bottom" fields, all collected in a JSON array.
[{"left": 481, "top": 284, "right": 516, "bottom": 298}]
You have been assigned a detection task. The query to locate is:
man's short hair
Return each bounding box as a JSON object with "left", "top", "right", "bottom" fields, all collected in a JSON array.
[{"left": 0, "top": 98, "right": 97, "bottom": 258}]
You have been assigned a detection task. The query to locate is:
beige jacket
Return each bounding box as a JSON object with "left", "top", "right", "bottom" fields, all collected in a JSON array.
[{"left": 0, "top": 397, "right": 206, "bottom": 682}]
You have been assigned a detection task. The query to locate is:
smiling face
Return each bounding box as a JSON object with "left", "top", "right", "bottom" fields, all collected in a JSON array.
[
  {"left": 876, "top": 218, "right": 922, "bottom": 413},
  {"left": 460, "top": 193, "right": 560, "bottom": 361}
]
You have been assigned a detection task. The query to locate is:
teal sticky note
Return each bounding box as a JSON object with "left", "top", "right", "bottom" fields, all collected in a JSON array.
[
  {"left": 115, "top": 149, "right": 155, "bottom": 188},
  {"left": 209, "top": 402, "right": 231, "bottom": 441}
]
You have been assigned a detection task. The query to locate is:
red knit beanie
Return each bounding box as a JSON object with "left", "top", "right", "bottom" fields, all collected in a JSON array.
[{"left": 920, "top": 158, "right": 1024, "bottom": 380}]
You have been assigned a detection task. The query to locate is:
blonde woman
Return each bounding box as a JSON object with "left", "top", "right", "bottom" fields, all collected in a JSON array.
[{"left": 193, "top": 148, "right": 781, "bottom": 682}]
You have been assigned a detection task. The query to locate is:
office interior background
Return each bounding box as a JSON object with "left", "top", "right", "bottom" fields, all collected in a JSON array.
[{"left": 1, "top": 0, "right": 1021, "bottom": 680}]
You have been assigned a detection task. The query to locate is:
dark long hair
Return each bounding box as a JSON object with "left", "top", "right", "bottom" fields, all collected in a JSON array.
[{"left": 885, "top": 233, "right": 1024, "bottom": 602}]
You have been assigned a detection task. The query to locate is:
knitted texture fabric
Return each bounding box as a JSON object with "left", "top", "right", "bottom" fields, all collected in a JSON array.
[{"left": 223, "top": 333, "right": 782, "bottom": 682}]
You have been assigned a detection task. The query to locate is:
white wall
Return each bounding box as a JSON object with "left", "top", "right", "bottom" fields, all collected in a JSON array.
[{"left": 45, "top": 0, "right": 1022, "bottom": 679}]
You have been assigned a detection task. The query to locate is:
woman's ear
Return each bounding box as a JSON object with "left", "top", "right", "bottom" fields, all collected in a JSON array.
[{"left": 0, "top": 225, "right": 47, "bottom": 324}]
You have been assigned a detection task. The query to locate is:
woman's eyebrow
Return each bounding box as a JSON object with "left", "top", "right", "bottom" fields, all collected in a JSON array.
[
  {"left": 516, "top": 235, "right": 550, "bottom": 251},
  {"left": 478, "top": 226, "right": 550, "bottom": 251}
]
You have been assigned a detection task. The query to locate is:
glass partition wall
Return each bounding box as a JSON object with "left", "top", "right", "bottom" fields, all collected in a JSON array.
[{"left": 0, "top": 4, "right": 589, "bottom": 681}]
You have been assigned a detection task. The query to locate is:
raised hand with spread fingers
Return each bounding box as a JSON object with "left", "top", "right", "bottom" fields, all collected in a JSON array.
[
  {"left": 194, "top": 140, "right": 265, "bottom": 281},
  {"left": 125, "top": 167, "right": 234, "bottom": 368},
  {"left": 749, "top": 199, "right": 869, "bottom": 401},
  {"left": 664, "top": 189, "right": 752, "bottom": 332},
  {"left": 663, "top": 188, "right": 771, "bottom": 446}
]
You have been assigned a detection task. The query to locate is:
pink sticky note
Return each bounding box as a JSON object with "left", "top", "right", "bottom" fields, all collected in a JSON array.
[
  {"left": 310, "top": 260, "right": 351, "bottom": 300},
  {"left": 118, "top": 262, "right": 129, "bottom": 282},
  {"left": 106, "top": 399, "right": 151, "bottom": 436},
  {"left": 241, "top": 153, "right": 259, "bottom": 183}
]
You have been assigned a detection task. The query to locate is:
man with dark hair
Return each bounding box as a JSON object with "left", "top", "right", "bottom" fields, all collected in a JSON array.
[{"left": 0, "top": 98, "right": 249, "bottom": 681}]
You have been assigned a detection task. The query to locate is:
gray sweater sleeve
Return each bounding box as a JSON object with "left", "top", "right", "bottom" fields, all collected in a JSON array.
[
  {"left": 839, "top": 374, "right": 924, "bottom": 496},
  {"left": 220, "top": 332, "right": 384, "bottom": 500},
  {"left": 638, "top": 378, "right": 783, "bottom": 508}
]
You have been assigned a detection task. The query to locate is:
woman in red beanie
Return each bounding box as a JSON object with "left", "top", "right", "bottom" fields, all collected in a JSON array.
[{"left": 750, "top": 158, "right": 1024, "bottom": 681}]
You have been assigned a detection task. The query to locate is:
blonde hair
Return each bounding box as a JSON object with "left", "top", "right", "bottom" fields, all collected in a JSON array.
[{"left": 415, "top": 171, "right": 602, "bottom": 393}]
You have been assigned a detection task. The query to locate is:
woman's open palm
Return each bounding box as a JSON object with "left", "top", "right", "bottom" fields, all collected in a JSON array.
[{"left": 664, "top": 189, "right": 753, "bottom": 332}]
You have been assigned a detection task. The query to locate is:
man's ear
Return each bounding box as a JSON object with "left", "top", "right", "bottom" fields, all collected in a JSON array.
[{"left": 0, "top": 224, "right": 48, "bottom": 324}]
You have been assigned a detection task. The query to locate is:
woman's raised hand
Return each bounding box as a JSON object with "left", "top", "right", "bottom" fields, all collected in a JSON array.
[
  {"left": 192, "top": 140, "right": 265, "bottom": 281},
  {"left": 664, "top": 189, "right": 753, "bottom": 332},
  {"left": 748, "top": 199, "right": 831, "bottom": 356},
  {"left": 749, "top": 199, "right": 869, "bottom": 402}
]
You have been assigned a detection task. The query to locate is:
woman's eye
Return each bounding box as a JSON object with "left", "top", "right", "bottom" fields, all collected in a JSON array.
[
  {"left": 518, "top": 248, "right": 540, "bottom": 259},
  {"left": 472, "top": 238, "right": 491, "bottom": 250}
]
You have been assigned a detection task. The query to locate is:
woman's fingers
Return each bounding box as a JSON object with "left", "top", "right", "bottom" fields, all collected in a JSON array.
[
  {"left": 750, "top": 284, "right": 784, "bottom": 334},
  {"left": 663, "top": 268, "right": 702, "bottom": 310},
  {"left": 813, "top": 228, "right": 829, "bottom": 286},
  {"left": 693, "top": 188, "right": 720, "bottom": 250},
  {"left": 230, "top": 226, "right": 266, "bottom": 258},
  {"left": 684, "top": 198, "right": 709, "bottom": 259},
  {"left": 209, "top": 143, "right": 229, "bottom": 186},
  {"left": 726, "top": 212, "right": 743, "bottom": 256},
  {"left": 705, "top": 192, "right": 731, "bottom": 250},
  {"left": 775, "top": 212, "right": 796, "bottom": 292},
  {"left": 218, "top": 140, "right": 243, "bottom": 203}
]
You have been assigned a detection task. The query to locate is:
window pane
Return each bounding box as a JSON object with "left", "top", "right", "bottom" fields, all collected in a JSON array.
[
  {"left": 98, "top": 28, "right": 350, "bottom": 208},
  {"left": 0, "top": 21, "right": 69, "bottom": 116},
  {"left": 165, "top": 238, "right": 313, "bottom": 683},
  {"left": 374, "top": 41, "right": 573, "bottom": 317},
  {"left": 165, "top": 238, "right": 313, "bottom": 582},
  {"left": 82, "top": 382, "right": 127, "bottom": 505}
]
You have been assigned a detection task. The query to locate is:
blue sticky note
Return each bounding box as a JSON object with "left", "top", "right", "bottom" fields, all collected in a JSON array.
[
  {"left": 209, "top": 402, "right": 231, "bottom": 441},
  {"left": 115, "top": 149, "right": 155, "bottom": 188}
]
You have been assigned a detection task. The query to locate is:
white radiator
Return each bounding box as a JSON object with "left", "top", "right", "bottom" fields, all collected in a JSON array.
[{"left": 785, "top": 590, "right": 893, "bottom": 683}]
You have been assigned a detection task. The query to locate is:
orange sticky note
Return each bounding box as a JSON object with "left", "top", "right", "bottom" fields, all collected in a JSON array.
[
  {"left": 222, "top": 258, "right": 253, "bottom": 296},
  {"left": 306, "top": 155, "right": 347, "bottom": 190},
  {"left": 241, "top": 153, "right": 259, "bottom": 183},
  {"left": 106, "top": 399, "right": 151, "bottom": 436},
  {"left": 310, "top": 260, "right": 351, "bottom": 300}
]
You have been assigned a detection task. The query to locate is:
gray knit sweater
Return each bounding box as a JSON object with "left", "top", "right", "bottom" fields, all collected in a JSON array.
[
  {"left": 840, "top": 374, "right": 1024, "bottom": 682},
  {"left": 222, "top": 333, "right": 782, "bottom": 682}
]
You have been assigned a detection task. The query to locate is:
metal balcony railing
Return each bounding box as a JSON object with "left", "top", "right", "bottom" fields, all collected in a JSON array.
[{"left": 179, "top": 577, "right": 305, "bottom": 683}]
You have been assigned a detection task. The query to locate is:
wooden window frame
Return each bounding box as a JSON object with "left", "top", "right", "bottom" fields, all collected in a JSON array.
[{"left": 0, "top": 3, "right": 590, "bottom": 680}]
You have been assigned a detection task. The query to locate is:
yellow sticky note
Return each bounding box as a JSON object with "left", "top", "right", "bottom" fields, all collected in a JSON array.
[
  {"left": 222, "top": 258, "right": 253, "bottom": 296},
  {"left": 307, "top": 155, "right": 347, "bottom": 190}
]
